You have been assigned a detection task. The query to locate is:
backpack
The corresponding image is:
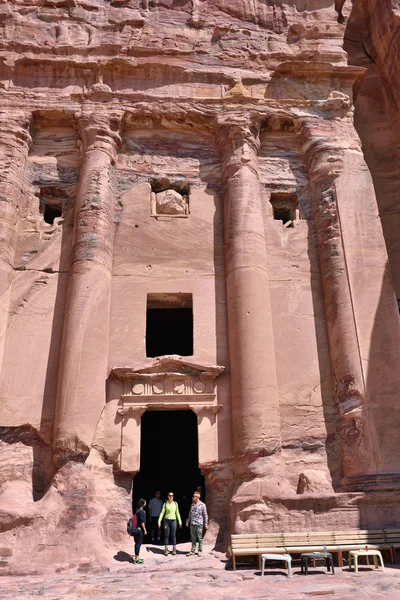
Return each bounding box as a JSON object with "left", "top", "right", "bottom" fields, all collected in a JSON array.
[{"left": 127, "top": 514, "right": 139, "bottom": 536}]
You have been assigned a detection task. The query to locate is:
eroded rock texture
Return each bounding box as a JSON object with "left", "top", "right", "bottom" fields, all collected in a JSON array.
[{"left": 1, "top": 0, "right": 400, "bottom": 568}]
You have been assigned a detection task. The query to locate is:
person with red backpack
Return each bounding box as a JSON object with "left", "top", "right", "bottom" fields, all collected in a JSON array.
[{"left": 133, "top": 498, "right": 147, "bottom": 564}]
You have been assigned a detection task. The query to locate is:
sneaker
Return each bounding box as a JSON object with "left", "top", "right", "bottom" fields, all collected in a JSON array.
[
  {"left": 172, "top": 549, "right": 177, "bottom": 555},
  {"left": 164, "top": 548, "right": 169, "bottom": 556},
  {"left": 186, "top": 551, "right": 195, "bottom": 557},
  {"left": 198, "top": 552, "right": 202, "bottom": 557},
  {"left": 157, "top": 538, "right": 161, "bottom": 543},
  {"left": 134, "top": 558, "right": 144, "bottom": 564}
]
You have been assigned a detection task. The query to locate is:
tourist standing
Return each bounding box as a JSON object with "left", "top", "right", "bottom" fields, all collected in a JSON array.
[
  {"left": 186, "top": 491, "right": 208, "bottom": 556},
  {"left": 134, "top": 498, "right": 147, "bottom": 564},
  {"left": 158, "top": 492, "right": 182, "bottom": 556},
  {"left": 148, "top": 490, "right": 163, "bottom": 543}
]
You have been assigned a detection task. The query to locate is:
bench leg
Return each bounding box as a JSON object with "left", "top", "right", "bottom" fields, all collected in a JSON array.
[
  {"left": 259, "top": 555, "right": 261, "bottom": 572},
  {"left": 261, "top": 557, "right": 265, "bottom": 577},
  {"left": 378, "top": 552, "right": 384, "bottom": 570},
  {"left": 338, "top": 550, "right": 343, "bottom": 568},
  {"left": 373, "top": 555, "right": 378, "bottom": 569},
  {"left": 354, "top": 556, "right": 358, "bottom": 573},
  {"left": 326, "top": 557, "right": 334, "bottom": 574},
  {"left": 287, "top": 560, "right": 292, "bottom": 578},
  {"left": 233, "top": 555, "right": 236, "bottom": 571}
]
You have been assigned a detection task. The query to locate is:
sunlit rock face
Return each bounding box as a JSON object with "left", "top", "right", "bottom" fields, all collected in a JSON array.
[{"left": 1, "top": 0, "right": 400, "bottom": 571}]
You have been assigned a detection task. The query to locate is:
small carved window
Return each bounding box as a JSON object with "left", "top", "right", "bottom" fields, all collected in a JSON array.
[
  {"left": 270, "top": 192, "right": 299, "bottom": 228},
  {"left": 37, "top": 187, "right": 66, "bottom": 225},
  {"left": 146, "top": 293, "right": 193, "bottom": 358}
]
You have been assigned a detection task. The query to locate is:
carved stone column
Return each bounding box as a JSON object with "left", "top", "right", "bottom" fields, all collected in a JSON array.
[
  {"left": 0, "top": 111, "right": 31, "bottom": 373},
  {"left": 299, "top": 116, "right": 379, "bottom": 485},
  {"left": 54, "top": 112, "right": 121, "bottom": 464},
  {"left": 216, "top": 118, "right": 281, "bottom": 462}
]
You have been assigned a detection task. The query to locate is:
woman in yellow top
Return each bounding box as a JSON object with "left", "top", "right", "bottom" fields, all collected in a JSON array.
[{"left": 158, "top": 492, "right": 182, "bottom": 556}]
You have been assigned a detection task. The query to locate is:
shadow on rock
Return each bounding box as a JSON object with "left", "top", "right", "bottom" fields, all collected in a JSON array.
[
  {"left": 145, "top": 546, "right": 170, "bottom": 555},
  {"left": 113, "top": 551, "right": 134, "bottom": 563}
]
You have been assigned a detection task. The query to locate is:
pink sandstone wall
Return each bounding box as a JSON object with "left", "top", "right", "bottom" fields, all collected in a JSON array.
[{"left": 1, "top": 0, "right": 400, "bottom": 569}]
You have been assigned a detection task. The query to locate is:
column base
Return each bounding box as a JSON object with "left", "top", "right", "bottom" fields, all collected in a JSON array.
[{"left": 340, "top": 472, "right": 400, "bottom": 492}]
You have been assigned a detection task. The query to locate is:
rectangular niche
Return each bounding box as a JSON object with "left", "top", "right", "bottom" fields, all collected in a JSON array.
[
  {"left": 146, "top": 293, "right": 193, "bottom": 358},
  {"left": 150, "top": 178, "right": 190, "bottom": 219},
  {"left": 270, "top": 192, "right": 300, "bottom": 228}
]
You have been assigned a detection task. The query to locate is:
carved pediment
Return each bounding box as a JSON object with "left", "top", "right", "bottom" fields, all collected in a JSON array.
[
  {"left": 112, "top": 355, "right": 224, "bottom": 379},
  {"left": 112, "top": 355, "right": 224, "bottom": 405}
]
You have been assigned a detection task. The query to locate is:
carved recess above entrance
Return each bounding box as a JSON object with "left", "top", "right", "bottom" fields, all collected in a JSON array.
[
  {"left": 113, "top": 355, "right": 224, "bottom": 415},
  {"left": 113, "top": 356, "right": 224, "bottom": 473}
]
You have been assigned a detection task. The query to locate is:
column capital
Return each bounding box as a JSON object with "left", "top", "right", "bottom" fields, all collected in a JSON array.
[
  {"left": 78, "top": 112, "right": 122, "bottom": 162},
  {"left": 216, "top": 115, "right": 261, "bottom": 180},
  {"left": 117, "top": 405, "right": 147, "bottom": 420},
  {"left": 297, "top": 117, "right": 344, "bottom": 192},
  {"left": 0, "top": 111, "right": 32, "bottom": 152},
  {"left": 0, "top": 111, "right": 32, "bottom": 205},
  {"left": 216, "top": 115, "right": 260, "bottom": 151}
]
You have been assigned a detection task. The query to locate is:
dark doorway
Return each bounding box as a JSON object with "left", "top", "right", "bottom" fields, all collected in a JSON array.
[{"left": 133, "top": 410, "right": 204, "bottom": 542}]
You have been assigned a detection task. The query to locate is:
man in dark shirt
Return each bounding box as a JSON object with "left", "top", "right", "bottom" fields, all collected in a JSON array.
[{"left": 134, "top": 498, "right": 147, "bottom": 564}]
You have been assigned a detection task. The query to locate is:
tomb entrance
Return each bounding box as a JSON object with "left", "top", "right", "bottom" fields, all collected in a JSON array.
[{"left": 133, "top": 409, "right": 204, "bottom": 529}]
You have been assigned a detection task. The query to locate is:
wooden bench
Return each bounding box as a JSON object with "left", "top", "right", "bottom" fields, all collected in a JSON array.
[
  {"left": 231, "top": 534, "right": 286, "bottom": 570},
  {"left": 384, "top": 529, "right": 400, "bottom": 562},
  {"left": 282, "top": 531, "right": 341, "bottom": 565},
  {"left": 231, "top": 529, "right": 397, "bottom": 570},
  {"left": 332, "top": 530, "right": 393, "bottom": 566}
]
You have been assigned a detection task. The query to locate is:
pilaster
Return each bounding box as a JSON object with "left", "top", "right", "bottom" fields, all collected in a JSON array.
[
  {"left": 0, "top": 111, "right": 31, "bottom": 375},
  {"left": 299, "top": 115, "right": 400, "bottom": 489}
]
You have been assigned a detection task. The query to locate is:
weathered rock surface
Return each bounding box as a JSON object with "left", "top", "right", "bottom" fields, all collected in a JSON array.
[
  {"left": 1, "top": 0, "right": 400, "bottom": 570},
  {"left": 2, "top": 545, "right": 400, "bottom": 600}
]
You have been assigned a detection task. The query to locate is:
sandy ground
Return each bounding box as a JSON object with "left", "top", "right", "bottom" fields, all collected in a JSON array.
[{"left": 2, "top": 542, "right": 400, "bottom": 599}]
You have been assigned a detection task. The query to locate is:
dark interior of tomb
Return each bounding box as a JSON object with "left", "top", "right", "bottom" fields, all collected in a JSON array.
[
  {"left": 273, "top": 206, "right": 292, "bottom": 224},
  {"left": 133, "top": 410, "right": 204, "bottom": 542},
  {"left": 43, "top": 203, "right": 62, "bottom": 224},
  {"left": 146, "top": 308, "right": 193, "bottom": 357}
]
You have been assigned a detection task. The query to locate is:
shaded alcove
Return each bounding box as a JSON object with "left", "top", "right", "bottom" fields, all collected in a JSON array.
[
  {"left": 133, "top": 410, "right": 205, "bottom": 540},
  {"left": 146, "top": 294, "right": 193, "bottom": 358}
]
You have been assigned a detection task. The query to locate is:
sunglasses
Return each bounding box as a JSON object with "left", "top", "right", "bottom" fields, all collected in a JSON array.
[{"left": 168, "top": 494, "right": 174, "bottom": 497}]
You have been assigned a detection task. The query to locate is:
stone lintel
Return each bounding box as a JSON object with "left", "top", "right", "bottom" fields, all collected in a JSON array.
[
  {"left": 275, "top": 61, "right": 366, "bottom": 82},
  {"left": 341, "top": 473, "right": 400, "bottom": 493},
  {"left": 118, "top": 402, "right": 222, "bottom": 416},
  {"left": 120, "top": 394, "right": 216, "bottom": 404}
]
